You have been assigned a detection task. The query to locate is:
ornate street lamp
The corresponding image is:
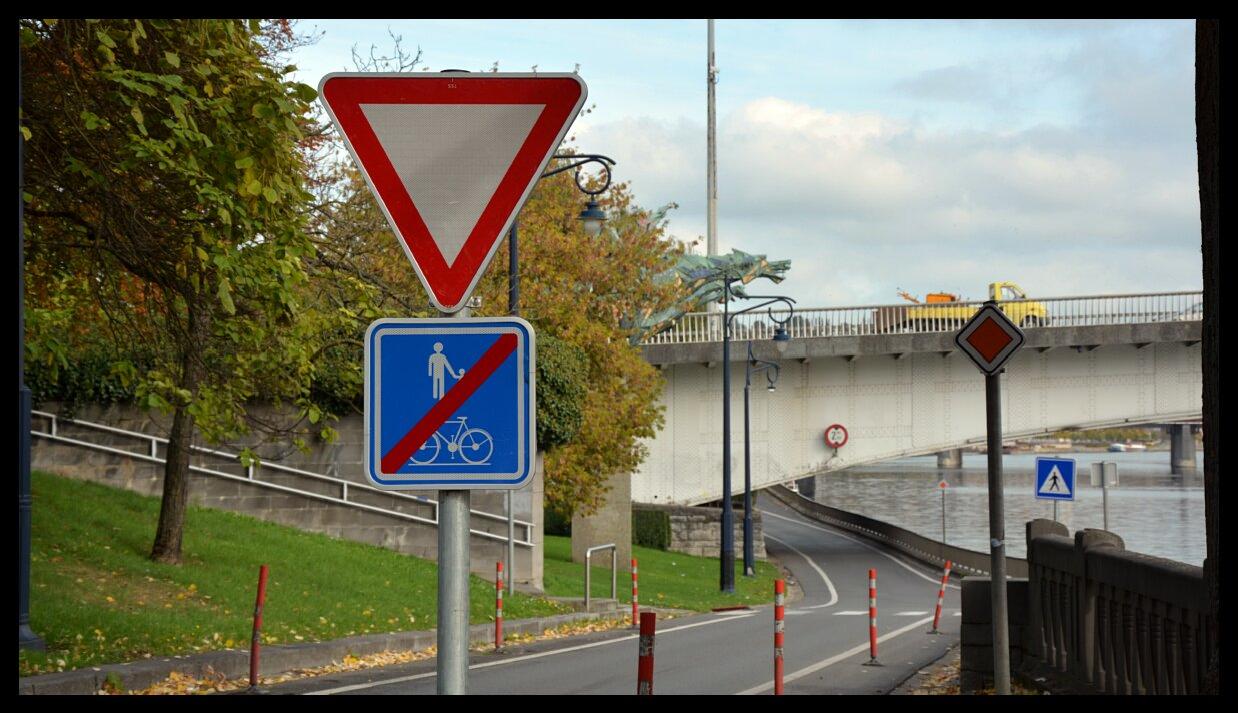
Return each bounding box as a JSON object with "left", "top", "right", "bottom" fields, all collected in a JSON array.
[
  {"left": 743, "top": 340, "right": 781, "bottom": 576},
  {"left": 502, "top": 152, "right": 615, "bottom": 592},
  {"left": 717, "top": 275, "right": 795, "bottom": 593}
]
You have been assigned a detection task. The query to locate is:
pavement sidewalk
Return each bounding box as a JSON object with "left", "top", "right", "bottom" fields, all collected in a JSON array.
[
  {"left": 19, "top": 608, "right": 637, "bottom": 695},
  {"left": 889, "top": 643, "right": 961, "bottom": 695}
]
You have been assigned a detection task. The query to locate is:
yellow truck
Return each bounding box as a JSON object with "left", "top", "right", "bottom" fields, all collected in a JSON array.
[{"left": 877, "top": 281, "right": 1049, "bottom": 332}]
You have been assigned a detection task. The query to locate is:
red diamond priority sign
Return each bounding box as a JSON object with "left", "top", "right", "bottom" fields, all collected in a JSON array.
[
  {"left": 954, "top": 303, "right": 1025, "bottom": 375},
  {"left": 319, "top": 73, "right": 587, "bottom": 313}
]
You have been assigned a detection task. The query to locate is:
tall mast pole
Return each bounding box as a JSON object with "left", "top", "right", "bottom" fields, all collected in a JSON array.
[
  {"left": 707, "top": 19, "right": 718, "bottom": 266},
  {"left": 706, "top": 16, "right": 720, "bottom": 323}
]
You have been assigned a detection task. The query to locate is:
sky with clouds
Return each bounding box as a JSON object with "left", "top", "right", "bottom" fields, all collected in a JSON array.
[{"left": 291, "top": 19, "right": 1201, "bottom": 307}]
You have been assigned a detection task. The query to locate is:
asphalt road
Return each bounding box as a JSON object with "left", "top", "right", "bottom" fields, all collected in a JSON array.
[{"left": 270, "top": 497, "right": 961, "bottom": 695}]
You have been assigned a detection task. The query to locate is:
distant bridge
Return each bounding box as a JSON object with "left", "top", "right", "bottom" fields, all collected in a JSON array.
[{"left": 634, "top": 291, "right": 1203, "bottom": 505}]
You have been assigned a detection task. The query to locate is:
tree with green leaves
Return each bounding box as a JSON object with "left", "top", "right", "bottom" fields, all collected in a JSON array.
[{"left": 21, "top": 19, "right": 337, "bottom": 563}]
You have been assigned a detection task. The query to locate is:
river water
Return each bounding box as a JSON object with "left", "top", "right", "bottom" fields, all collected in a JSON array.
[{"left": 807, "top": 450, "right": 1206, "bottom": 566}]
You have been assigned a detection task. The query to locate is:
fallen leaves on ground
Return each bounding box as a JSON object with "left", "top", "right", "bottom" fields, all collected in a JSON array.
[
  {"left": 493, "top": 615, "right": 640, "bottom": 647},
  {"left": 907, "top": 654, "right": 962, "bottom": 695},
  {"left": 907, "top": 652, "right": 1043, "bottom": 696},
  {"left": 112, "top": 614, "right": 654, "bottom": 695},
  {"left": 111, "top": 650, "right": 439, "bottom": 696}
]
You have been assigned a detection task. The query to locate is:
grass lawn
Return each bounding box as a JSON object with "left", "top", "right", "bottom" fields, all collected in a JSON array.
[
  {"left": 20, "top": 471, "right": 570, "bottom": 677},
  {"left": 541, "top": 535, "right": 782, "bottom": 612}
]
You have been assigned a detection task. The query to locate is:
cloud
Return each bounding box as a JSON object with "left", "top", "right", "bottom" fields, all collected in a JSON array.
[
  {"left": 577, "top": 91, "right": 1201, "bottom": 306},
  {"left": 893, "top": 65, "right": 998, "bottom": 104}
]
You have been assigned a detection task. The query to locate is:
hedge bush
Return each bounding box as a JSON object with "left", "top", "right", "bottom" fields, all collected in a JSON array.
[
  {"left": 544, "top": 506, "right": 571, "bottom": 536},
  {"left": 632, "top": 508, "right": 670, "bottom": 550}
]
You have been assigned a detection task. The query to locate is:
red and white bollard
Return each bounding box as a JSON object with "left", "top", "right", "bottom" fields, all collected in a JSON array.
[
  {"left": 862, "top": 568, "right": 882, "bottom": 666},
  {"left": 495, "top": 561, "right": 504, "bottom": 651},
  {"left": 929, "top": 560, "right": 952, "bottom": 634},
  {"left": 248, "top": 564, "right": 269, "bottom": 690},
  {"left": 631, "top": 558, "right": 639, "bottom": 628},
  {"left": 637, "top": 611, "right": 656, "bottom": 695},
  {"left": 774, "top": 579, "right": 786, "bottom": 695}
]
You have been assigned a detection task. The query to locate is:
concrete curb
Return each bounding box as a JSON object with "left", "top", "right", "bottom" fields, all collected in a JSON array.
[{"left": 19, "top": 607, "right": 633, "bottom": 695}]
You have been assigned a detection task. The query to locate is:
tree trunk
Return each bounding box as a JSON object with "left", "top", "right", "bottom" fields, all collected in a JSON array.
[
  {"left": 1194, "top": 18, "right": 1220, "bottom": 696},
  {"left": 150, "top": 304, "right": 208, "bottom": 564}
]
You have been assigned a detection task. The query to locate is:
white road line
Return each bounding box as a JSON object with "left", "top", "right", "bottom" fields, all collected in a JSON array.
[
  {"left": 305, "top": 612, "right": 758, "bottom": 695},
  {"left": 832, "top": 611, "right": 867, "bottom": 616},
  {"left": 764, "top": 533, "right": 838, "bottom": 609},
  {"left": 894, "top": 611, "right": 929, "bottom": 616},
  {"left": 761, "top": 509, "right": 960, "bottom": 590},
  {"left": 737, "top": 615, "right": 936, "bottom": 695}
]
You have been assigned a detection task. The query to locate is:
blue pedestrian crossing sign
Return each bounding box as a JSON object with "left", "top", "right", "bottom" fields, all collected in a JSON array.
[
  {"left": 364, "top": 317, "right": 536, "bottom": 490},
  {"left": 1034, "top": 457, "right": 1076, "bottom": 501}
]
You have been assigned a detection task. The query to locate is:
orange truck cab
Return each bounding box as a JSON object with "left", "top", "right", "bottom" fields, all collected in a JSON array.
[{"left": 882, "top": 281, "right": 1048, "bottom": 331}]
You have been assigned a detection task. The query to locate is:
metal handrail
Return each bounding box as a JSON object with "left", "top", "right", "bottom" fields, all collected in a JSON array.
[
  {"left": 642, "top": 291, "right": 1204, "bottom": 345},
  {"left": 30, "top": 410, "right": 535, "bottom": 546},
  {"left": 584, "top": 543, "right": 618, "bottom": 609}
]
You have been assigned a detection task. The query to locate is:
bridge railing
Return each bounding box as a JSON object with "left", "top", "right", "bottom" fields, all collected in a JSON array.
[
  {"left": 1025, "top": 519, "right": 1212, "bottom": 694},
  {"left": 642, "top": 291, "right": 1203, "bottom": 345}
]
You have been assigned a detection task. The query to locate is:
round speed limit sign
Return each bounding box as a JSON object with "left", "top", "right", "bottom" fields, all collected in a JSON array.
[{"left": 824, "top": 424, "right": 848, "bottom": 449}]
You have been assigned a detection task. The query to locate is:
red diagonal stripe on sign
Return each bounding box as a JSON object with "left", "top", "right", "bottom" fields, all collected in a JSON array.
[{"left": 380, "top": 333, "right": 518, "bottom": 473}]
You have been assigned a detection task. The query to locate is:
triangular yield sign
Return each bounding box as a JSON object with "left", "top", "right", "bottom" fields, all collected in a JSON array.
[
  {"left": 319, "top": 73, "right": 587, "bottom": 312},
  {"left": 1038, "top": 466, "right": 1071, "bottom": 496}
]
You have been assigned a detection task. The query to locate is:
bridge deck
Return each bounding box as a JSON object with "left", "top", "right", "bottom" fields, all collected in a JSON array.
[{"left": 643, "top": 321, "right": 1201, "bottom": 366}]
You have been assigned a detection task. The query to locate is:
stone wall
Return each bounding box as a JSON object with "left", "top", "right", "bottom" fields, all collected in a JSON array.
[
  {"left": 31, "top": 403, "right": 544, "bottom": 590},
  {"left": 959, "top": 576, "right": 1029, "bottom": 694},
  {"left": 633, "top": 502, "right": 766, "bottom": 560}
]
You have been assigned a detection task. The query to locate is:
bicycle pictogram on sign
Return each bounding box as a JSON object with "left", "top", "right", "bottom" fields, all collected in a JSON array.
[{"left": 410, "top": 417, "right": 494, "bottom": 466}]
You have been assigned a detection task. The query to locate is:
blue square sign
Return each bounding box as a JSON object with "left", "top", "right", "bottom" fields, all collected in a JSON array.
[
  {"left": 365, "top": 317, "right": 536, "bottom": 490},
  {"left": 1034, "top": 457, "right": 1076, "bottom": 501}
]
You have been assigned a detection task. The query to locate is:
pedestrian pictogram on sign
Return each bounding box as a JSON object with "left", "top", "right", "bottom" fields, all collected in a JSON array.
[
  {"left": 365, "top": 318, "right": 536, "bottom": 489},
  {"left": 954, "top": 303, "right": 1025, "bottom": 375},
  {"left": 1035, "top": 457, "right": 1076, "bottom": 501},
  {"left": 319, "top": 73, "right": 588, "bottom": 313}
]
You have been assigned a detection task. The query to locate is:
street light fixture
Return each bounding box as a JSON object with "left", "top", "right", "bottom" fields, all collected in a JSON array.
[
  {"left": 716, "top": 275, "right": 795, "bottom": 593},
  {"left": 577, "top": 198, "right": 607, "bottom": 237},
  {"left": 744, "top": 340, "right": 781, "bottom": 576},
  {"left": 503, "top": 151, "right": 615, "bottom": 592},
  {"left": 773, "top": 325, "right": 791, "bottom": 353}
]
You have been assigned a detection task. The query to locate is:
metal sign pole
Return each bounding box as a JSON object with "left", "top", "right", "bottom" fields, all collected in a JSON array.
[
  {"left": 1102, "top": 479, "right": 1109, "bottom": 531},
  {"left": 1104, "top": 475, "right": 1114, "bottom": 532},
  {"left": 506, "top": 221, "right": 518, "bottom": 595},
  {"left": 437, "top": 308, "right": 471, "bottom": 695},
  {"left": 985, "top": 370, "right": 1012, "bottom": 695},
  {"left": 437, "top": 489, "right": 470, "bottom": 694},
  {"left": 941, "top": 486, "right": 947, "bottom": 549}
]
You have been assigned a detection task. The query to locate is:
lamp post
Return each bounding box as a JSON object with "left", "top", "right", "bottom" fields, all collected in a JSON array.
[
  {"left": 718, "top": 278, "right": 795, "bottom": 593},
  {"left": 18, "top": 45, "right": 44, "bottom": 653},
  {"left": 503, "top": 152, "right": 614, "bottom": 592},
  {"left": 743, "top": 339, "right": 782, "bottom": 576}
]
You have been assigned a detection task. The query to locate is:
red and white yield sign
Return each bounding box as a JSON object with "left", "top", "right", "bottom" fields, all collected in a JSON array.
[
  {"left": 954, "top": 303, "right": 1025, "bottom": 375},
  {"left": 319, "top": 73, "right": 588, "bottom": 312}
]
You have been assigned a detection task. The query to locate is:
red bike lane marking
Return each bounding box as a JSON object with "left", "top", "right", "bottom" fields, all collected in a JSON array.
[{"left": 380, "top": 332, "right": 517, "bottom": 473}]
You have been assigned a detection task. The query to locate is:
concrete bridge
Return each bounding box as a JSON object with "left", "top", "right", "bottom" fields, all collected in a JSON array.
[{"left": 634, "top": 291, "right": 1203, "bottom": 505}]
